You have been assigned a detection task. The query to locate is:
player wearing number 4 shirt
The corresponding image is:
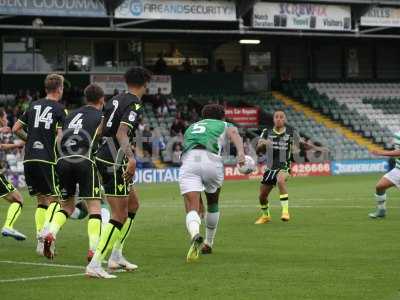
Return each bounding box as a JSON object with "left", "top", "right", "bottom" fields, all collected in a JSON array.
[
  {"left": 41, "top": 84, "right": 105, "bottom": 261},
  {"left": 13, "top": 74, "right": 66, "bottom": 255},
  {"left": 86, "top": 67, "right": 151, "bottom": 279}
]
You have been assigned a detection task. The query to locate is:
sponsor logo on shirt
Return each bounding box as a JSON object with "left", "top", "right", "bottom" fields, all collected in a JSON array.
[{"left": 33, "top": 141, "right": 44, "bottom": 150}]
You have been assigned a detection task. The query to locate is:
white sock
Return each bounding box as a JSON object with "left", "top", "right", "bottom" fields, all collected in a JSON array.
[
  {"left": 110, "top": 248, "right": 122, "bottom": 261},
  {"left": 205, "top": 212, "right": 220, "bottom": 247},
  {"left": 375, "top": 193, "right": 387, "bottom": 210},
  {"left": 186, "top": 210, "right": 201, "bottom": 239},
  {"left": 69, "top": 207, "right": 81, "bottom": 219}
]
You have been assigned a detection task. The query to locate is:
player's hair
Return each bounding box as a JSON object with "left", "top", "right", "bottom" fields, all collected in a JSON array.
[
  {"left": 201, "top": 104, "right": 225, "bottom": 120},
  {"left": 0, "top": 108, "right": 5, "bottom": 118},
  {"left": 44, "top": 74, "right": 64, "bottom": 93},
  {"left": 273, "top": 110, "right": 286, "bottom": 116},
  {"left": 84, "top": 84, "right": 104, "bottom": 104},
  {"left": 124, "top": 67, "right": 152, "bottom": 87}
]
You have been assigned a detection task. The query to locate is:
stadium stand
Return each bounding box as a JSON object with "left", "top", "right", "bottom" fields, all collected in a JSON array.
[
  {"left": 283, "top": 82, "right": 397, "bottom": 149},
  {"left": 247, "top": 93, "right": 374, "bottom": 160}
]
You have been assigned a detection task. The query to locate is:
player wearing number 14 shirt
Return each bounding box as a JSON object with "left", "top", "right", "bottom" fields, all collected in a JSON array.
[{"left": 13, "top": 74, "right": 66, "bottom": 255}]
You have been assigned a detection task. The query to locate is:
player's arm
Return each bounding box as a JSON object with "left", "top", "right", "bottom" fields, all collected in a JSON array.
[
  {"left": 227, "top": 126, "right": 245, "bottom": 166},
  {"left": 116, "top": 123, "right": 136, "bottom": 181},
  {"left": 12, "top": 121, "right": 27, "bottom": 142},
  {"left": 96, "top": 117, "right": 105, "bottom": 138},
  {"left": 256, "top": 129, "right": 272, "bottom": 154},
  {"left": 299, "top": 137, "right": 329, "bottom": 153},
  {"left": 371, "top": 148, "right": 400, "bottom": 157},
  {"left": 0, "top": 140, "right": 24, "bottom": 150}
]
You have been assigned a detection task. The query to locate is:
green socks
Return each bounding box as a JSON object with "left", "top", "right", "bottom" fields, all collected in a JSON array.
[
  {"left": 35, "top": 204, "right": 48, "bottom": 235},
  {"left": 4, "top": 202, "right": 22, "bottom": 229},
  {"left": 88, "top": 214, "right": 102, "bottom": 251},
  {"left": 113, "top": 213, "right": 136, "bottom": 252}
]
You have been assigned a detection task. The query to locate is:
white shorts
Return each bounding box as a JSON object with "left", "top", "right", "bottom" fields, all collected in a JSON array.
[
  {"left": 384, "top": 168, "right": 400, "bottom": 188},
  {"left": 179, "top": 149, "right": 224, "bottom": 195}
]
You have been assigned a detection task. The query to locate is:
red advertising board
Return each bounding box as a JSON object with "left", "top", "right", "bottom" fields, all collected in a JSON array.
[
  {"left": 224, "top": 162, "right": 331, "bottom": 180},
  {"left": 225, "top": 107, "right": 259, "bottom": 127},
  {"left": 290, "top": 162, "right": 331, "bottom": 177}
]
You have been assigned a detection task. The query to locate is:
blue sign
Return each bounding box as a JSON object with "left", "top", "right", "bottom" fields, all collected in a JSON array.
[
  {"left": 331, "top": 159, "right": 389, "bottom": 175},
  {"left": 134, "top": 168, "right": 180, "bottom": 184},
  {"left": 0, "top": 0, "right": 107, "bottom": 18}
]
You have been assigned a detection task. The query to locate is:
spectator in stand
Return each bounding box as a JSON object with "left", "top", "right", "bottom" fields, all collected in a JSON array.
[
  {"left": 155, "top": 53, "right": 167, "bottom": 74},
  {"left": 169, "top": 44, "right": 183, "bottom": 58},
  {"left": 167, "top": 96, "right": 177, "bottom": 113},
  {"left": 171, "top": 142, "right": 183, "bottom": 167},
  {"left": 142, "top": 125, "right": 153, "bottom": 156},
  {"left": 182, "top": 58, "right": 192, "bottom": 73},
  {"left": 153, "top": 88, "right": 168, "bottom": 117},
  {"left": 141, "top": 88, "right": 152, "bottom": 105},
  {"left": 190, "top": 107, "right": 199, "bottom": 123},
  {"left": 33, "top": 91, "right": 41, "bottom": 101},
  {"left": 170, "top": 117, "right": 186, "bottom": 137},
  {"left": 216, "top": 59, "right": 226, "bottom": 72},
  {"left": 180, "top": 104, "right": 190, "bottom": 121},
  {"left": 138, "top": 117, "right": 145, "bottom": 132},
  {"left": 243, "top": 137, "right": 251, "bottom": 155}
]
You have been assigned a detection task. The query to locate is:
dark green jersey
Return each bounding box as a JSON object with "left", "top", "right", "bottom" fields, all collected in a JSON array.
[{"left": 259, "top": 126, "right": 299, "bottom": 170}]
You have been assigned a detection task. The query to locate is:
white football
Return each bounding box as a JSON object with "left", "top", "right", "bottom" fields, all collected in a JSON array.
[{"left": 238, "top": 155, "right": 256, "bottom": 174}]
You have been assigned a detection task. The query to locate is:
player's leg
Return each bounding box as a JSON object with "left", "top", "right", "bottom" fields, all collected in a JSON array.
[
  {"left": 184, "top": 191, "right": 203, "bottom": 262},
  {"left": 179, "top": 151, "right": 204, "bottom": 262},
  {"left": 255, "top": 184, "right": 274, "bottom": 224},
  {"left": 70, "top": 201, "right": 89, "bottom": 220},
  {"left": 40, "top": 164, "right": 61, "bottom": 232},
  {"left": 255, "top": 169, "right": 275, "bottom": 224},
  {"left": 108, "top": 185, "right": 139, "bottom": 271},
  {"left": 276, "top": 170, "right": 290, "bottom": 221},
  {"left": 369, "top": 174, "right": 396, "bottom": 219},
  {"left": 43, "top": 197, "right": 74, "bottom": 259},
  {"left": 86, "top": 162, "right": 125, "bottom": 278},
  {"left": 202, "top": 188, "right": 221, "bottom": 254},
  {"left": 1, "top": 185, "right": 26, "bottom": 241},
  {"left": 201, "top": 159, "right": 224, "bottom": 253},
  {"left": 86, "top": 199, "right": 102, "bottom": 262}
]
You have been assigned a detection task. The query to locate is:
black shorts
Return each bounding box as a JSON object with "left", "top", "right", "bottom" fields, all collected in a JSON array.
[
  {"left": 261, "top": 168, "right": 289, "bottom": 186},
  {"left": 0, "top": 174, "right": 16, "bottom": 197},
  {"left": 96, "top": 159, "right": 129, "bottom": 197},
  {"left": 24, "top": 161, "right": 59, "bottom": 196},
  {"left": 56, "top": 158, "right": 101, "bottom": 200}
]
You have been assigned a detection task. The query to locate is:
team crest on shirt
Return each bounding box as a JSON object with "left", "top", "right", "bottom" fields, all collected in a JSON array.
[{"left": 128, "top": 111, "right": 137, "bottom": 122}]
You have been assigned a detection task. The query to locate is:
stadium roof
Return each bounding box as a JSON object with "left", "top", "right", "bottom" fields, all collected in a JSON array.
[{"left": 1, "top": 0, "right": 400, "bottom": 39}]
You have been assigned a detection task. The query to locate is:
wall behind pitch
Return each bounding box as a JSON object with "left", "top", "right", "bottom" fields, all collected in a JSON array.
[
  {"left": 280, "top": 40, "right": 307, "bottom": 79},
  {"left": 314, "top": 44, "right": 342, "bottom": 79},
  {"left": 377, "top": 44, "right": 400, "bottom": 79}
]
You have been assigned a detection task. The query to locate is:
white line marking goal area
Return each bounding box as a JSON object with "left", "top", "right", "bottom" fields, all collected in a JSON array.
[
  {"left": 0, "top": 273, "right": 85, "bottom": 283},
  {"left": 0, "top": 260, "right": 126, "bottom": 283},
  {"left": 0, "top": 260, "right": 85, "bottom": 283}
]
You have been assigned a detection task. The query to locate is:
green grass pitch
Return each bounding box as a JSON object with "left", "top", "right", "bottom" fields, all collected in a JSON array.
[{"left": 0, "top": 174, "right": 400, "bottom": 300}]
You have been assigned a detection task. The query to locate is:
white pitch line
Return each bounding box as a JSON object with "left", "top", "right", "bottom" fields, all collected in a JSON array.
[
  {"left": 0, "top": 273, "right": 85, "bottom": 283},
  {"left": 0, "top": 260, "right": 84, "bottom": 270}
]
